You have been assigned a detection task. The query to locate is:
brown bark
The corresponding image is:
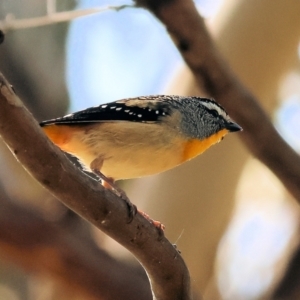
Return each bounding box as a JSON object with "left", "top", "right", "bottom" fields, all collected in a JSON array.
[{"left": 0, "top": 190, "right": 151, "bottom": 300}]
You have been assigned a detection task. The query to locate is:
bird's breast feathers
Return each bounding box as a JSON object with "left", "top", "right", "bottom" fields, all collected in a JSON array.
[{"left": 182, "top": 129, "right": 228, "bottom": 161}]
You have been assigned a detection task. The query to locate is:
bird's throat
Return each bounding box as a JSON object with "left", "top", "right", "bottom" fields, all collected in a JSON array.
[{"left": 182, "top": 129, "right": 228, "bottom": 162}]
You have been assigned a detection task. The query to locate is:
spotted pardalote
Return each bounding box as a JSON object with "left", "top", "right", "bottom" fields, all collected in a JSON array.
[{"left": 40, "top": 95, "right": 242, "bottom": 182}]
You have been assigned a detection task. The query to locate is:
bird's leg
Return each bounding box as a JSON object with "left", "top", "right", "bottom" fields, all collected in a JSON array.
[{"left": 90, "top": 157, "right": 137, "bottom": 223}]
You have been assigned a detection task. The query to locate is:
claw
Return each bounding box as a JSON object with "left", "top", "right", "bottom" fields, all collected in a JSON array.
[
  {"left": 92, "top": 168, "right": 137, "bottom": 223},
  {"left": 138, "top": 210, "right": 165, "bottom": 237}
]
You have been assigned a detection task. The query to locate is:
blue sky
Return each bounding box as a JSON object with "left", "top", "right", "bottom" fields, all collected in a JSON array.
[
  {"left": 66, "top": 0, "right": 181, "bottom": 111},
  {"left": 66, "top": 0, "right": 221, "bottom": 111}
]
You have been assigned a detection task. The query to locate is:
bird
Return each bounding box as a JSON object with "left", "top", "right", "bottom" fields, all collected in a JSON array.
[{"left": 40, "top": 95, "right": 242, "bottom": 225}]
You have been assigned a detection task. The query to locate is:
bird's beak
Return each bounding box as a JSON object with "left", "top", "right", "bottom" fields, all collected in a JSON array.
[{"left": 225, "top": 121, "right": 243, "bottom": 132}]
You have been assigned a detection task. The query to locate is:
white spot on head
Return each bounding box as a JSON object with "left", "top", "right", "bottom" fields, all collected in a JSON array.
[{"left": 201, "top": 101, "right": 229, "bottom": 120}]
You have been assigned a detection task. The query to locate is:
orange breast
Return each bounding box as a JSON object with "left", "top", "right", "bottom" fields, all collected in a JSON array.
[{"left": 182, "top": 129, "right": 228, "bottom": 162}]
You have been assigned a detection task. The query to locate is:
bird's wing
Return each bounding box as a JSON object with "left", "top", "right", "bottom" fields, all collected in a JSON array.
[{"left": 40, "top": 95, "right": 172, "bottom": 126}]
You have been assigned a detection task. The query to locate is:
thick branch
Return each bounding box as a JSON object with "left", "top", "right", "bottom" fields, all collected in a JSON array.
[
  {"left": 0, "top": 191, "right": 151, "bottom": 300},
  {"left": 135, "top": 0, "right": 300, "bottom": 201},
  {"left": 0, "top": 74, "right": 191, "bottom": 300}
]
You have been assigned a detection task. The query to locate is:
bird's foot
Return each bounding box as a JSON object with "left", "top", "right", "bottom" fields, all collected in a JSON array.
[
  {"left": 92, "top": 169, "right": 137, "bottom": 223},
  {"left": 138, "top": 209, "right": 165, "bottom": 237}
]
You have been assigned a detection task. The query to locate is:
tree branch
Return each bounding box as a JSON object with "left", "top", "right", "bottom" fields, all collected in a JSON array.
[
  {"left": 0, "top": 190, "right": 151, "bottom": 300},
  {"left": 135, "top": 0, "right": 300, "bottom": 201},
  {"left": 0, "top": 5, "right": 129, "bottom": 32},
  {"left": 0, "top": 74, "right": 191, "bottom": 300}
]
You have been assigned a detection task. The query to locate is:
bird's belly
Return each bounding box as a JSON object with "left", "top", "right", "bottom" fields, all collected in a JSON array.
[
  {"left": 100, "top": 144, "right": 183, "bottom": 179},
  {"left": 68, "top": 123, "right": 186, "bottom": 180},
  {"left": 43, "top": 123, "right": 227, "bottom": 181}
]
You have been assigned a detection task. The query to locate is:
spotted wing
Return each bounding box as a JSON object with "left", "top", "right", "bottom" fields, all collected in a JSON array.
[{"left": 40, "top": 95, "right": 172, "bottom": 126}]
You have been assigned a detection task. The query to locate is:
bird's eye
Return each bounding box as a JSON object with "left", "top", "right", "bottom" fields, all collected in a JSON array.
[{"left": 210, "top": 109, "right": 219, "bottom": 117}]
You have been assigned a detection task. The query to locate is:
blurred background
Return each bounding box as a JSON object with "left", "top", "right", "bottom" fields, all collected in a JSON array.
[{"left": 0, "top": 0, "right": 300, "bottom": 299}]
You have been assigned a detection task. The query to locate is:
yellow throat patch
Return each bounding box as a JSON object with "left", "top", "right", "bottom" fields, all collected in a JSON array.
[{"left": 182, "top": 129, "right": 228, "bottom": 162}]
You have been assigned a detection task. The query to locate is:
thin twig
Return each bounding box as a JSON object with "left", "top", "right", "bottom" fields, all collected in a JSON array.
[
  {"left": 47, "top": 0, "right": 56, "bottom": 15},
  {"left": 0, "top": 5, "right": 131, "bottom": 32}
]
